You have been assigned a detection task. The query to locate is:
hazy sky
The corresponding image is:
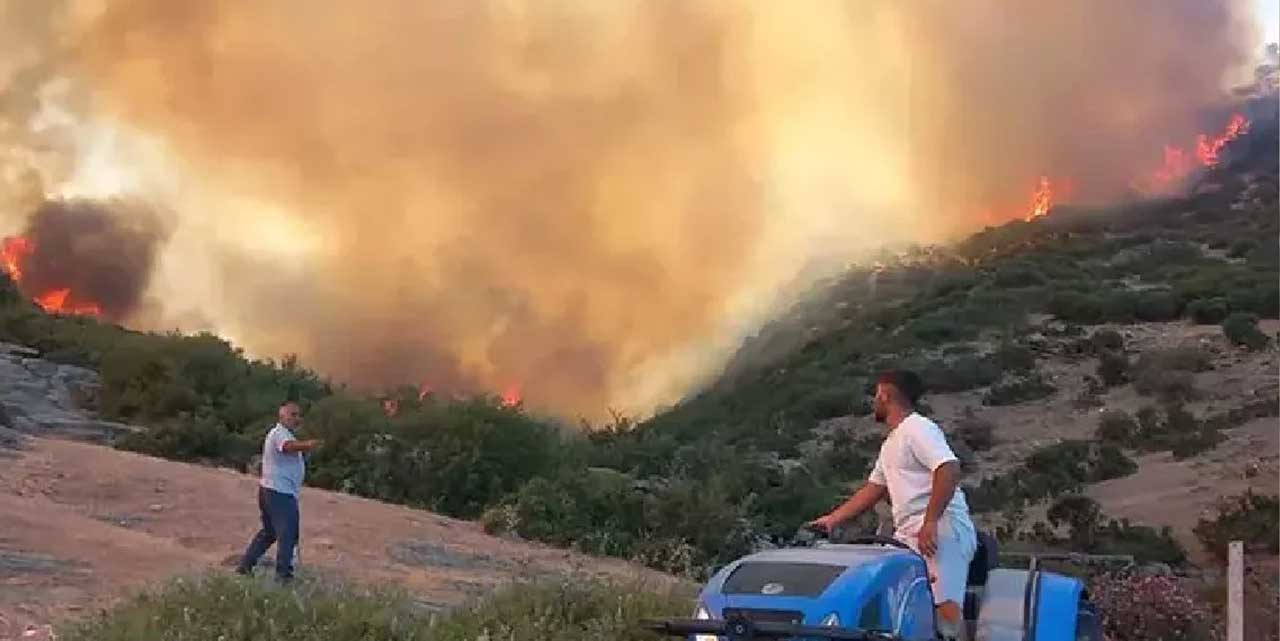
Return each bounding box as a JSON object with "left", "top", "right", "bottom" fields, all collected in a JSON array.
[{"left": 1258, "top": 0, "right": 1279, "bottom": 42}]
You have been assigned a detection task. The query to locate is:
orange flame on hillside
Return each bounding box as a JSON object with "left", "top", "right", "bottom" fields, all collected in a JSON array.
[
  {"left": 34, "top": 289, "right": 103, "bottom": 316},
  {"left": 1024, "top": 176, "right": 1054, "bottom": 221},
  {"left": 994, "top": 113, "right": 1252, "bottom": 225},
  {"left": 414, "top": 380, "right": 520, "bottom": 407},
  {"left": 2, "top": 237, "right": 33, "bottom": 282},
  {"left": 1195, "top": 113, "right": 1249, "bottom": 167},
  {"left": 1137, "top": 113, "right": 1250, "bottom": 193},
  {"left": 500, "top": 384, "right": 522, "bottom": 408},
  {"left": 0, "top": 235, "right": 103, "bottom": 317}
]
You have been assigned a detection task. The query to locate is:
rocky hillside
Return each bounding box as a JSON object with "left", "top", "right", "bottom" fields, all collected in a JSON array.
[{"left": 0, "top": 341, "right": 136, "bottom": 450}]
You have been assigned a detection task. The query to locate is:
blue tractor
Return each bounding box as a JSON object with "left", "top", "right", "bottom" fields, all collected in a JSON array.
[{"left": 641, "top": 530, "right": 1103, "bottom": 641}]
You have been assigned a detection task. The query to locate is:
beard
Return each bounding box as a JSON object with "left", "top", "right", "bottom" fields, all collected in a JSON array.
[{"left": 873, "top": 405, "right": 887, "bottom": 423}]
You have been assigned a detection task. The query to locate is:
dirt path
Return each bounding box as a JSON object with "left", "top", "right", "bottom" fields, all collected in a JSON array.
[{"left": 0, "top": 437, "right": 680, "bottom": 640}]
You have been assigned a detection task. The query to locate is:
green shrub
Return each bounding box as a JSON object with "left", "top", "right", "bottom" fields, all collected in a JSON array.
[
  {"left": 1193, "top": 490, "right": 1280, "bottom": 561},
  {"left": 1186, "top": 297, "right": 1229, "bottom": 324},
  {"left": 922, "top": 356, "right": 1001, "bottom": 393},
  {"left": 982, "top": 373, "right": 1056, "bottom": 406},
  {"left": 116, "top": 416, "right": 257, "bottom": 469},
  {"left": 968, "top": 441, "right": 1136, "bottom": 513},
  {"left": 1091, "top": 521, "right": 1187, "bottom": 565},
  {"left": 1046, "top": 494, "right": 1103, "bottom": 547},
  {"left": 992, "top": 343, "right": 1037, "bottom": 373},
  {"left": 1097, "top": 352, "right": 1130, "bottom": 387},
  {"left": 1096, "top": 410, "right": 1138, "bottom": 447},
  {"left": 1133, "top": 368, "right": 1197, "bottom": 403},
  {"left": 1229, "top": 239, "right": 1258, "bottom": 258},
  {"left": 1048, "top": 291, "right": 1106, "bottom": 324},
  {"left": 1222, "top": 312, "right": 1269, "bottom": 350},
  {"left": 1091, "top": 329, "right": 1125, "bottom": 353},
  {"left": 993, "top": 263, "right": 1046, "bottom": 288},
  {"left": 1093, "top": 444, "right": 1139, "bottom": 480},
  {"left": 1132, "top": 290, "right": 1182, "bottom": 322}
]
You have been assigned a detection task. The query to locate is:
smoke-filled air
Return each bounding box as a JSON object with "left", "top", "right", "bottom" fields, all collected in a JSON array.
[{"left": 0, "top": 0, "right": 1269, "bottom": 420}]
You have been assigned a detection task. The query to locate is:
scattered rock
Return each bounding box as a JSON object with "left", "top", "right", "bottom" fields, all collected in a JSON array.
[
  {"left": 387, "top": 541, "right": 513, "bottom": 572},
  {"left": 0, "top": 552, "right": 86, "bottom": 577}
]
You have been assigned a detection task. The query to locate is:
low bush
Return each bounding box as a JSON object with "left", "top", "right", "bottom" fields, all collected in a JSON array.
[
  {"left": 1193, "top": 490, "right": 1280, "bottom": 561},
  {"left": 967, "top": 441, "right": 1136, "bottom": 513},
  {"left": 1095, "top": 410, "right": 1138, "bottom": 447},
  {"left": 1131, "top": 290, "right": 1182, "bottom": 322},
  {"left": 1222, "top": 312, "right": 1269, "bottom": 350},
  {"left": 1186, "top": 297, "right": 1230, "bottom": 324},
  {"left": 982, "top": 373, "right": 1056, "bottom": 406},
  {"left": 1133, "top": 368, "right": 1197, "bottom": 403},
  {"left": 1096, "top": 352, "right": 1130, "bottom": 387},
  {"left": 1091, "top": 329, "right": 1125, "bottom": 353},
  {"left": 921, "top": 356, "right": 1001, "bottom": 394}
]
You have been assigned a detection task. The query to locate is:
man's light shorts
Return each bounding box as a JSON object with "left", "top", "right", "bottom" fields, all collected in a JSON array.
[{"left": 903, "top": 514, "right": 977, "bottom": 606}]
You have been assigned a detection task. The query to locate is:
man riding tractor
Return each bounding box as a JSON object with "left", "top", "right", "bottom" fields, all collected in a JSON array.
[{"left": 809, "top": 369, "right": 976, "bottom": 641}]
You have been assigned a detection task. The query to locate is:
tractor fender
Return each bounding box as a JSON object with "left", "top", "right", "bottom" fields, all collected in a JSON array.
[{"left": 974, "top": 568, "right": 1084, "bottom": 641}]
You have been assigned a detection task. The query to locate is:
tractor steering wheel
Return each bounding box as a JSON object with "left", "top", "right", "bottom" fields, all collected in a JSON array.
[{"left": 844, "top": 535, "right": 914, "bottom": 551}]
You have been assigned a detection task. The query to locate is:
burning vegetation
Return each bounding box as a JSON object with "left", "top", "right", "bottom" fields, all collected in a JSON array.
[
  {"left": 0, "top": 199, "right": 166, "bottom": 322},
  {"left": 1005, "top": 112, "right": 1253, "bottom": 223}
]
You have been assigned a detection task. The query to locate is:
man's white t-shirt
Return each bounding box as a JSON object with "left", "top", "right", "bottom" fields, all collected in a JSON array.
[
  {"left": 868, "top": 412, "right": 971, "bottom": 539},
  {"left": 260, "top": 423, "right": 305, "bottom": 496}
]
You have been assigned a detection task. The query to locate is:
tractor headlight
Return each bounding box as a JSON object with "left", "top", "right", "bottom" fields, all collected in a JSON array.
[
  {"left": 693, "top": 604, "right": 717, "bottom": 641},
  {"left": 820, "top": 612, "right": 841, "bottom": 627}
]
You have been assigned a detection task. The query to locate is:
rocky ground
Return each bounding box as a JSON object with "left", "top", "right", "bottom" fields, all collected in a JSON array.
[
  {"left": 0, "top": 343, "right": 680, "bottom": 640},
  {"left": 0, "top": 438, "right": 680, "bottom": 640}
]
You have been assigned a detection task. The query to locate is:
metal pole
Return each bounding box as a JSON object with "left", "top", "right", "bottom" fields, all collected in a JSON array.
[{"left": 1228, "top": 541, "right": 1243, "bottom": 641}]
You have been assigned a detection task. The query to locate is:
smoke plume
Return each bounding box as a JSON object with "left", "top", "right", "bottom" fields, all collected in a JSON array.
[
  {"left": 8, "top": 199, "right": 168, "bottom": 322},
  {"left": 0, "top": 1, "right": 1267, "bottom": 419}
]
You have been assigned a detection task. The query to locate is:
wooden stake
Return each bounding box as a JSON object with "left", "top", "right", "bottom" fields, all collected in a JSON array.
[{"left": 1228, "top": 540, "right": 1243, "bottom": 641}]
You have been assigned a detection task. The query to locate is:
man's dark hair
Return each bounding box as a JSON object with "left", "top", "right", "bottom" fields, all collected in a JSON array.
[{"left": 876, "top": 369, "right": 925, "bottom": 405}]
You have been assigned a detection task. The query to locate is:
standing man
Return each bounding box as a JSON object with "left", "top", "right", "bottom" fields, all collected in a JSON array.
[
  {"left": 235, "top": 402, "right": 320, "bottom": 583},
  {"left": 808, "top": 370, "right": 976, "bottom": 640}
]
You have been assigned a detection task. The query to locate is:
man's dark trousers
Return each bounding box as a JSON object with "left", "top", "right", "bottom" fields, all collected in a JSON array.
[{"left": 236, "top": 485, "right": 299, "bottom": 580}]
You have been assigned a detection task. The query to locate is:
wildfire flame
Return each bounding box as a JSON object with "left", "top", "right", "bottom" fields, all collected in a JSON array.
[
  {"left": 1137, "top": 113, "right": 1251, "bottom": 193},
  {"left": 1195, "top": 113, "right": 1249, "bottom": 167},
  {"left": 0, "top": 234, "right": 103, "bottom": 318},
  {"left": 1024, "top": 176, "right": 1054, "bottom": 221},
  {"left": 500, "top": 384, "right": 522, "bottom": 408},
  {"left": 1006, "top": 113, "right": 1251, "bottom": 223},
  {"left": 1, "top": 237, "right": 33, "bottom": 282},
  {"left": 415, "top": 380, "right": 521, "bottom": 408}
]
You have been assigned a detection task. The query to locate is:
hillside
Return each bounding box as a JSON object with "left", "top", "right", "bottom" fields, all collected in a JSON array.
[{"left": 0, "top": 437, "right": 678, "bottom": 640}]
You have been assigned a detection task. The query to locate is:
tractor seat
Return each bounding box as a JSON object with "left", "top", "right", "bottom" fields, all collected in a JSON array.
[{"left": 963, "top": 531, "right": 999, "bottom": 622}]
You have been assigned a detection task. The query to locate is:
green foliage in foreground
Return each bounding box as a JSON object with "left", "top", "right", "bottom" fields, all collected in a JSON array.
[{"left": 58, "top": 572, "right": 693, "bottom": 641}]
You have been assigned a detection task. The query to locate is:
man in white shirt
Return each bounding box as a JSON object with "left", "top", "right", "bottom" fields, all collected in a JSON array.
[
  {"left": 809, "top": 370, "right": 976, "bottom": 640},
  {"left": 234, "top": 402, "right": 320, "bottom": 583}
]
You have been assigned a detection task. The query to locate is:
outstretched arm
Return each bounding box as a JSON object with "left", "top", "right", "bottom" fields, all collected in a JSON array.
[
  {"left": 281, "top": 439, "right": 320, "bottom": 453},
  {"left": 810, "top": 482, "right": 887, "bottom": 530}
]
